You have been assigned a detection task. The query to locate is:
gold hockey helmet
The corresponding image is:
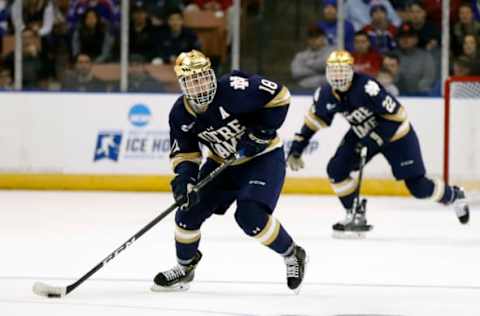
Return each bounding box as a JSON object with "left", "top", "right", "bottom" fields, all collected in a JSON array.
[
  {"left": 326, "top": 50, "right": 354, "bottom": 92},
  {"left": 175, "top": 50, "right": 217, "bottom": 113}
]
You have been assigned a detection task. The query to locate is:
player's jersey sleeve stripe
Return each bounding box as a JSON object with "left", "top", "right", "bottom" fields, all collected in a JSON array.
[
  {"left": 304, "top": 107, "right": 328, "bottom": 131},
  {"left": 381, "top": 106, "right": 407, "bottom": 122},
  {"left": 390, "top": 120, "right": 411, "bottom": 142},
  {"left": 175, "top": 226, "right": 201, "bottom": 244},
  {"left": 330, "top": 177, "right": 358, "bottom": 197},
  {"left": 171, "top": 152, "right": 202, "bottom": 169},
  {"left": 264, "top": 86, "right": 291, "bottom": 108}
]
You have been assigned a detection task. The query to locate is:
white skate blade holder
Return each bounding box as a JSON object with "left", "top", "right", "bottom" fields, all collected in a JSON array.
[{"left": 332, "top": 230, "right": 368, "bottom": 240}]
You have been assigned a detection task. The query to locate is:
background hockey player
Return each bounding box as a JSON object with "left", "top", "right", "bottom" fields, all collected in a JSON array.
[
  {"left": 152, "top": 50, "right": 307, "bottom": 293},
  {"left": 287, "top": 50, "right": 470, "bottom": 237}
]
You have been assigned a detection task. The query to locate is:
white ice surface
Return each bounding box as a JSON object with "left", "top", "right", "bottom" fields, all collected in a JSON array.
[{"left": 1, "top": 190, "right": 480, "bottom": 316}]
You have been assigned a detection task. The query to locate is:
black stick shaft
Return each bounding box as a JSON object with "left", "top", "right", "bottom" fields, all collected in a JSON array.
[
  {"left": 65, "top": 157, "right": 236, "bottom": 295},
  {"left": 354, "top": 147, "right": 368, "bottom": 208}
]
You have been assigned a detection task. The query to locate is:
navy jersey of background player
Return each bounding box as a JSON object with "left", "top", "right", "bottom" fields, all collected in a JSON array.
[
  {"left": 169, "top": 70, "right": 290, "bottom": 167},
  {"left": 308, "top": 72, "right": 409, "bottom": 150},
  {"left": 288, "top": 49, "right": 469, "bottom": 227}
]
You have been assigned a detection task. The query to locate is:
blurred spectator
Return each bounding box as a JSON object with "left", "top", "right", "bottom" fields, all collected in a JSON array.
[
  {"left": 408, "top": 2, "right": 440, "bottom": 51},
  {"left": 0, "top": 66, "right": 12, "bottom": 90},
  {"left": 2, "top": 28, "right": 51, "bottom": 89},
  {"left": 316, "top": 0, "right": 355, "bottom": 52},
  {"left": 290, "top": 26, "right": 334, "bottom": 89},
  {"left": 394, "top": 23, "right": 435, "bottom": 95},
  {"left": 184, "top": 0, "right": 233, "bottom": 12},
  {"left": 128, "top": 54, "right": 165, "bottom": 92},
  {"left": 344, "top": 0, "right": 401, "bottom": 31},
  {"left": 351, "top": 30, "right": 382, "bottom": 76},
  {"left": 0, "top": 0, "right": 9, "bottom": 39},
  {"left": 388, "top": 0, "right": 407, "bottom": 9},
  {"left": 393, "top": 2, "right": 411, "bottom": 23},
  {"left": 155, "top": 9, "right": 202, "bottom": 64},
  {"left": 68, "top": 0, "right": 117, "bottom": 29},
  {"left": 141, "top": 0, "right": 184, "bottom": 26},
  {"left": 376, "top": 70, "right": 399, "bottom": 96},
  {"left": 72, "top": 8, "right": 114, "bottom": 63},
  {"left": 452, "top": 3, "right": 480, "bottom": 56},
  {"left": 48, "top": 0, "right": 71, "bottom": 81},
  {"left": 362, "top": 4, "right": 397, "bottom": 53},
  {"left": 12, "top": 0, "right": 55, "bottom": 37},
  {"left": 473, "top": 0, "right": 480, "bottom": 21},
  {"left": 382, "top": 52, "right": 400, "bottom": 81},
  {"left": 184, "top": 0, "right": 234, "bottom": 45},
  {"left": 459, "top": 34, "right": 480, "bottom": 73},
  {"left": 129, "top": 3, "right": 158, "bottom": 62},
  {"left": 422, "top": 0, "right": 461, "bottom": 27},
  {"left": 452, "top": 55, "right": 477, "bottom": 76},
  {"left": 61, "top": 53, "right": 108, "bottom": 91}
]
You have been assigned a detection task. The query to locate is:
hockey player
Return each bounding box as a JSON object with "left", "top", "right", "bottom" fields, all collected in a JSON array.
[
  {"left": 287, "top": 50, "right": 470, "bottom": 236},
  {"left": 151, "top": 50, "right": 307, "bottom": 293}
]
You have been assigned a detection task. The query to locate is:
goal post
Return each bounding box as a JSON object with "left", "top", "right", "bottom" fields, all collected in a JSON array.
[{"left": 444, "top": 76, "right": 480, "bottom": 191}]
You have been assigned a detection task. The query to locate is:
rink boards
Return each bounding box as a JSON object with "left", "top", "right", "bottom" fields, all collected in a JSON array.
[{"left": 0, "top": 92, "right": 477, "bottom": 195}]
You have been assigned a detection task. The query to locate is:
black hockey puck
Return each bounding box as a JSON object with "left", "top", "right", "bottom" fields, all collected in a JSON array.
[{"left": 47, "top": 293, "right": 61, "bottom": 298}]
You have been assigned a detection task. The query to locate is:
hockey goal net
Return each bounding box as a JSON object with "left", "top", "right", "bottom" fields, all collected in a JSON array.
[{"left": 444, "top": 76, "right": 480, "bottom": 192}]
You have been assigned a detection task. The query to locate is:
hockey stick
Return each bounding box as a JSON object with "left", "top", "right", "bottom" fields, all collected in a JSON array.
[
  {"left": 332, "top": 146, "right": 370, "bottom": 239},
  {"left": 32, "top": 155, "right": 238, "bottom": 298},
  {"left": 352, "top": 146, "right": 368, "bottom": 212}
]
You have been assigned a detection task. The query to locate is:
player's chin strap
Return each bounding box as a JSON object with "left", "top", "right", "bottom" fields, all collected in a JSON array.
[{"left": 32, "top": 154, "right": 239, "bottom": 299}]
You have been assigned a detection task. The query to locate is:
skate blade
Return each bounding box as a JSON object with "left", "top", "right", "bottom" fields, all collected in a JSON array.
[
  {"left": 332, "top": 230, "right": 368, "bottom": 239},
  {"left": 150, "top": 282, "right": 190, "bottom": 292},
  {"left": 291, "top": 255, "right": 309, "bottom": 295}
]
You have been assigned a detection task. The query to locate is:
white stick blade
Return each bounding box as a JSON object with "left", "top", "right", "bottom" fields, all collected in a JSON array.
[{"left": 32, "top": 282, "right": 66, "bottom": 298}]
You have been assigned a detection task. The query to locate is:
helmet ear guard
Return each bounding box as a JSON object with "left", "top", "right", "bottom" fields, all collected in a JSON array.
[
  {"left": 175, "top": 50, "right": 217, "bottom": 113},
  {"left": 326, "top": 50, "right": 354, "bottom": 92}
]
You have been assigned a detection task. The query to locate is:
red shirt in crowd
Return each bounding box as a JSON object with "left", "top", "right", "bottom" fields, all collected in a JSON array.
[
  {"left": 422, "top": 0, "right": 462, "bottom": 26},
  {"left": 193, "top": 0, "right": 233, "bottom": 11},
  {"left": 352, "top": 49, "right": 383, "bottom": 77}
]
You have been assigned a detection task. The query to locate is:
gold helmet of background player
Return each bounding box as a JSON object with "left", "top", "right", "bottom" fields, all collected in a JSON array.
[
  {"left": 175, "top": 50, "right": 217, "bottom": 113},
  {"left": 326, "top": 50, "right": 354, "bottom": 92}
]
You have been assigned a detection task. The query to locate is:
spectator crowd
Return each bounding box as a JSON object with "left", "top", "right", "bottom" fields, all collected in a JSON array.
[
  {"left": 0, "top": 0, "right": 477, "bottom": 96},
  {"left": 0, "top": 0, "right": 233, "bottom": 91},
  {"left": 291, "top": 0, "right": 480, "bottom": 96}
]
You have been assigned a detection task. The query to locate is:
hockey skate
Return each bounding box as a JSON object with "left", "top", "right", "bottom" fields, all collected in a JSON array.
[
  {"left": 284, "top": 245, "right": 308, "bottom": 294},
  {"left": 151, "top": 251, "right": 202, "bottom": 292},
  {"left": 332, "top": 199, "right": 373, "bottom": 239},
  {"left": 453, "top": 186, "right": 470, "bottom": 224}
]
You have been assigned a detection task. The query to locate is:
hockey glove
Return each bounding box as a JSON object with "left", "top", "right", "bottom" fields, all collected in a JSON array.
[
  {"left": 237, "top": 128, "right": 276, "bottom": 157},
  {"left": 171, "top": 174, "right": 199, "bottom": 211},
  {"left": 352, "top": 131, "right": 383, "bottom": 171},
  {"left": 287, "top": 133, "right": 310, "bottom": 171}
]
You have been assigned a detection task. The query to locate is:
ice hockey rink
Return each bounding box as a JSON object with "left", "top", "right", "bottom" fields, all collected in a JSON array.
[{"left": 1, "top": 190, "right": 479, "bottom": 316}]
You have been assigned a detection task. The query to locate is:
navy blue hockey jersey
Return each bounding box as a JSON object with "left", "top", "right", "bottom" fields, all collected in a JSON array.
[
  {"left": 305, "top": 73, "right": 410, "bottom": 146},
  {"left": 169, "top": 71, "right": 291, "bottom": 171}
]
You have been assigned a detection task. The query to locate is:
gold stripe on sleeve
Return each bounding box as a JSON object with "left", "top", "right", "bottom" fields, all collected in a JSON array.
[
  {"left": 304, "top": 109, "right": 328, "bottom": 131},
  {"left": 381, "top": 106, "right": 407, "bottom": 122},
  {"left": 264, "top": 86, "right": 291, "bottom": 108},
  {"left": 390, "top": 120, "right": 411, "bottom": 142},
  {"left": 171, "top": 152, "right": 202, "bottom": 169}
]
